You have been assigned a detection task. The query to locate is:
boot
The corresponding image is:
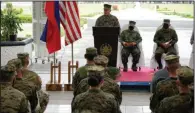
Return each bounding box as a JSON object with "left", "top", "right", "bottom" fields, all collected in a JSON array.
[
  {"left": 123, "top": 63, "right": 128, "bottom": 72},
  {"left": 131, "top": 63, "right": 137, "bottom": 72}
]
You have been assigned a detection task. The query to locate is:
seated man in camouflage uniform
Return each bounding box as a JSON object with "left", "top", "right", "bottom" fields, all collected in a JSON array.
[
  {"left": 158, "top": 66, "right": 194, "bottom": 113},
  {"left": 94, "top": 55, "right": 121, "bottom": 80},
  {"left": 154, "top": 19, "right": 178, "bottom": 69},
  {"left": 72, "top": 71, "right": 121, "bottom": 113},
  {"left": 72, "top": 47, "right": 98, "bottom": 90},
  {"left": 95, "top": 4, "right": 120, "bottom": 27},
  {"left": 151, "top": 54, "right": 180, "bottom": 93},
  {"left": 17, "top": 52, "right": 49, "bottom": 113},
  {"left": 1, "top": 64, "right": 31, "bottom": 113},
  {"left": 73, "top": 65, "right": 122, "bottom": 105},
  {"left": 150, "top": 58, "right": 180, "bottom": 113},
  {"left": 7, "top": 58, "right": 39, "bottom": 113},
  {"left": 120, "top": 21, "right": 142, "bottom": 72}
]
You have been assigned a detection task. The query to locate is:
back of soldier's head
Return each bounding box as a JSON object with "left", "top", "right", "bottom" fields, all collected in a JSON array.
[
  {"left": 94, "top": 55, "right": 109, "bottom": 67},
  {"left": 84, "top": 47, "right": 98, "bottom": 61},
  {"left": 7, "top": 58, "right": 22, "bottom": 70},
  {"left": 1, "top": 64, "right": 16, "bottom": 82},
  {"left": 88, "top": 72, "right": 104, "bottom": 87},
  {"left": 176, "top": 66, "right": 194, "bottom": 86}
]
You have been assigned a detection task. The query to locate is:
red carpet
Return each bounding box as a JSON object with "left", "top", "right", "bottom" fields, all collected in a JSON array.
[{"left": 116, "top": 67, "right": 155, "bottom": 82}]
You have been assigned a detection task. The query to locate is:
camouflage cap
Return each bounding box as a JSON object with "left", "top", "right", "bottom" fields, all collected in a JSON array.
[
  {"left": 85, "top": 47, "right": 97, "bottom": 55},
  {"left": 163, "top": 19, "right": 170, "bottom": 24},
  {"left": 17, "top": 52, "right": 29, "bottom": 60},
  {"left": 94, "top": 55, "right": 109, "bottom": 65},
  {"left": 7, "top": 58, "right": 22, "bottom": 69},
  {"left": 107, "top": 67, "right": 120, "bottom": 76},
  {"left": 176, "top": 66, "right": 194, "bottom": 85},
  {"left": 104, "top": 4, "right": 111, "bottom": 9},
  {"left": 129, "top": 21, "right": 136, "bottom": 26},
  {"left": 1, "top": 64, "right": 16, "bottom": 77},
  {"left": 164, "top": 54, "right": 179, "bottom": 64},
  {"left": 86, "top": 65, "right": 105, "bottom": 72}
]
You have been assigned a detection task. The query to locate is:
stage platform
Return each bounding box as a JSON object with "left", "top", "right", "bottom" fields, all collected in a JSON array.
[{"left": 116, "top": 67, "right": 155, "bottom": 92}]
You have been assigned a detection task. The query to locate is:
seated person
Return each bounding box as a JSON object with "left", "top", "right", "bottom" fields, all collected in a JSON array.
[
  {"left": 72, "top": 71, "right": 121, "bottom": 113},
  {"left": 153, "top": 19, "right": 178, "bottom": 69},
  {"left": 120, "top": 21, "right": 142, "bottom": 72}
]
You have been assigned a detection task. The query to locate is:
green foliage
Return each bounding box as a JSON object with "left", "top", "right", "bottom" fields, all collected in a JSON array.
[
  {"left": 80, "top": 18, "right": 87, "bottom": 27},
  {"left": 18, "top": 15, "right": 32, "bottom": 23},
  {"left": 1, "top": 3, "right": 23, "bottom": 41}
]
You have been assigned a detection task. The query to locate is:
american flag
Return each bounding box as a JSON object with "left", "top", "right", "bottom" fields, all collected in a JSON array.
[{"left": 59, "top": 1, "right": 82, "bottom": 46}]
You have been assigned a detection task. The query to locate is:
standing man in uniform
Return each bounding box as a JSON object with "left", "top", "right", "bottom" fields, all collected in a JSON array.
[
  {"left": 1, "top": 64, "right": 31, "bottom": 113},
  {"left": 154, "top": 19, "right": 178, "bottom": 69},
  {"left": 120, "top": 21, "right": 142, "bottom": 72},
  {"left": 95, "top": 4, "right": 120, "bottom": 27},
  {"left": 72, "top": 47, "right": 98, "bottom": 90}
]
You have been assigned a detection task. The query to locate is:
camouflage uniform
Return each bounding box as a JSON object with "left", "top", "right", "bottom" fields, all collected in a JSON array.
[
  {"left": 72, "top": 47, "right": 97, "bottom": 89},
  {"left": 120, "top": 21, "right": 142, "bottom": 71},
  {"left": 7, "top": 58, "right": 39, "bottom": 112},
  {"left": 150, "top": 77, "right": 179, "bottom": 112},
  {"left": 72, "top": 89, "right": 121, "bottom": 113},
  {"left": 157, "top": 66, "right": 194, "bottom": 113},
  {"left": 95, "top": 4, "right": 120, "bottom": 27},
  {"left": 106, "top": 66, "right": 120, "bottom": 80},
  {"left": 1, "top": 64, "right": 31, "bottom": 113},
  {"left": 17, "top": 53, "right": 49, "bottom": 113},
  {"left": 94, "top": 55, "right": 116, "bottom": 79},
  {"left": 154, "top": 19, "right": 178, "bottom": 69},
  {"left": 74, "top": 76, "right": 122, "bottom": 105},
  {"left": 150, "top": 54, "right": 180, "bottom": 93}
]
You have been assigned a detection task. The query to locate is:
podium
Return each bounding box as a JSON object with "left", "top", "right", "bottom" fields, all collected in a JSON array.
[{"left": 93, "top": 27, "right": 120, "bottom": 67}]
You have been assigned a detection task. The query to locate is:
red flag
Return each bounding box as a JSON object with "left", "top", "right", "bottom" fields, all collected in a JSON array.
[
  {"left": 40, "top": 1, "right": 61, "bottom": 54},
  {"left": 59, "top": 1, "right": 82, "bottom": 46}
]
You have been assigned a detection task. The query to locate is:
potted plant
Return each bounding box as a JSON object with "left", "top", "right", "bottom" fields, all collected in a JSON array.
[{"left": 1, "top": 3, "right": 23, "bottom": 41}]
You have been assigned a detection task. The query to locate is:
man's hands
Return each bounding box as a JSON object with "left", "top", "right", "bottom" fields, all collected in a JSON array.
[
  {"left": 122, "top": 42, "right": 136, "bottom": 47},
  {"left": 161, "top": 43, "right": 171, "bottom": 48}
]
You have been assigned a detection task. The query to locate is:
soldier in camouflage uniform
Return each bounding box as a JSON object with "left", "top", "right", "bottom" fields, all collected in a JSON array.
[
  {"left": 17, "top": 53, "right": 49, "bottom": 113},
  {"left": 73, "top": 65, "right": 122, "bottom": 105},
  {"left": 154, "top": 19, "right": 178, "bottom": 69},
  {"left": 1, "top": 64, "right": 31, "bottom": 113},
  {"left": 157, "top": 66, "right": 194, "bottom": 113},
  {"left": 7, "top": 58, "right": 39, "bottom": 113},
  {"left": 95, "top": 4, "right": 120, "bottom": 27},
  {"left": 72, "top": 47, "right": 98, "bottom": 90},
  {"left": 151, "top": 54, "right": 180, "bottom": 93},
  {"left": 94, "top": 55, "right": 121, "bottom": 80},
  {"left": 120, "top": 21, "right": 142, "bottom": 72},
  {"left": 150, "top": 77, "right": 179, "bottom": 112},
  {"left": 72, "top": 71, "right": 121, "bottom": 113}
]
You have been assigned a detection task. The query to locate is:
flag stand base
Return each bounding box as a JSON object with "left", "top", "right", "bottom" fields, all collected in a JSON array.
[
  {"left": 46, "top": 61, "right": 63, "bottom": 91},
  {"left": 64, "top": 61, "right": 79, "bottom": 91}
]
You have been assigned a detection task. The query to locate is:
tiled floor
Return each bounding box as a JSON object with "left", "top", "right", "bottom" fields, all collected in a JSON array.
[
  {"left": 44, "top": 91, "right": 152, "bottom": 113},
  {"left": 45, "top": 105, "right": 151, "bottom": 113}
]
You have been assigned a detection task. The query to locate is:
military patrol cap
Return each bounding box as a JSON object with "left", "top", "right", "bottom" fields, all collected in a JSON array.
[
  {"left": 1, "top": 64, "right": 16, "bottom": 77},
  {"left": 164, "top": 54, "right": 179, "bottom": 64},
  {"left": 176, "top": 66, "right": 194, "bottom": 85},
  {"left": 107, "top": 67, "right": 120, "bottom": 76},
  {"left": 7, "top": 58, "right": 22, "bottom": 69},
  {"left": 163, "top": 19, "right": 170, "bottom": 24},
  {"left": 17, "top": 52, "right": 29, "bottom": 59},
  {"left": 85, "top": 47, "right": 97, "bottom": 55},
  {"left": 86, "top": 65, "right": 105, "bottom": 72},
  {"left": 129, "top": 21, "right": 136, "bottom": 26},
  {"left": 104, "top": 4, "right": 111, "bottom": 9},
  {"left": 94, "top": 55, "right": 109, "bottom": 65}
]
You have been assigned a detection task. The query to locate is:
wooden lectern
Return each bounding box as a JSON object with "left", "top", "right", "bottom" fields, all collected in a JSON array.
[{"left": 93, "top": 27, "right": 120, "bottom": 67}]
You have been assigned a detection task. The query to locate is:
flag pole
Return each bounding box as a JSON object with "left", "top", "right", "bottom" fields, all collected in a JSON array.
[
  {"left": 71, "top": 43, "right": 74, "bottom": 83},
  {"left": 54, "top": 52, "right": 56, "bottom": 84}
]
